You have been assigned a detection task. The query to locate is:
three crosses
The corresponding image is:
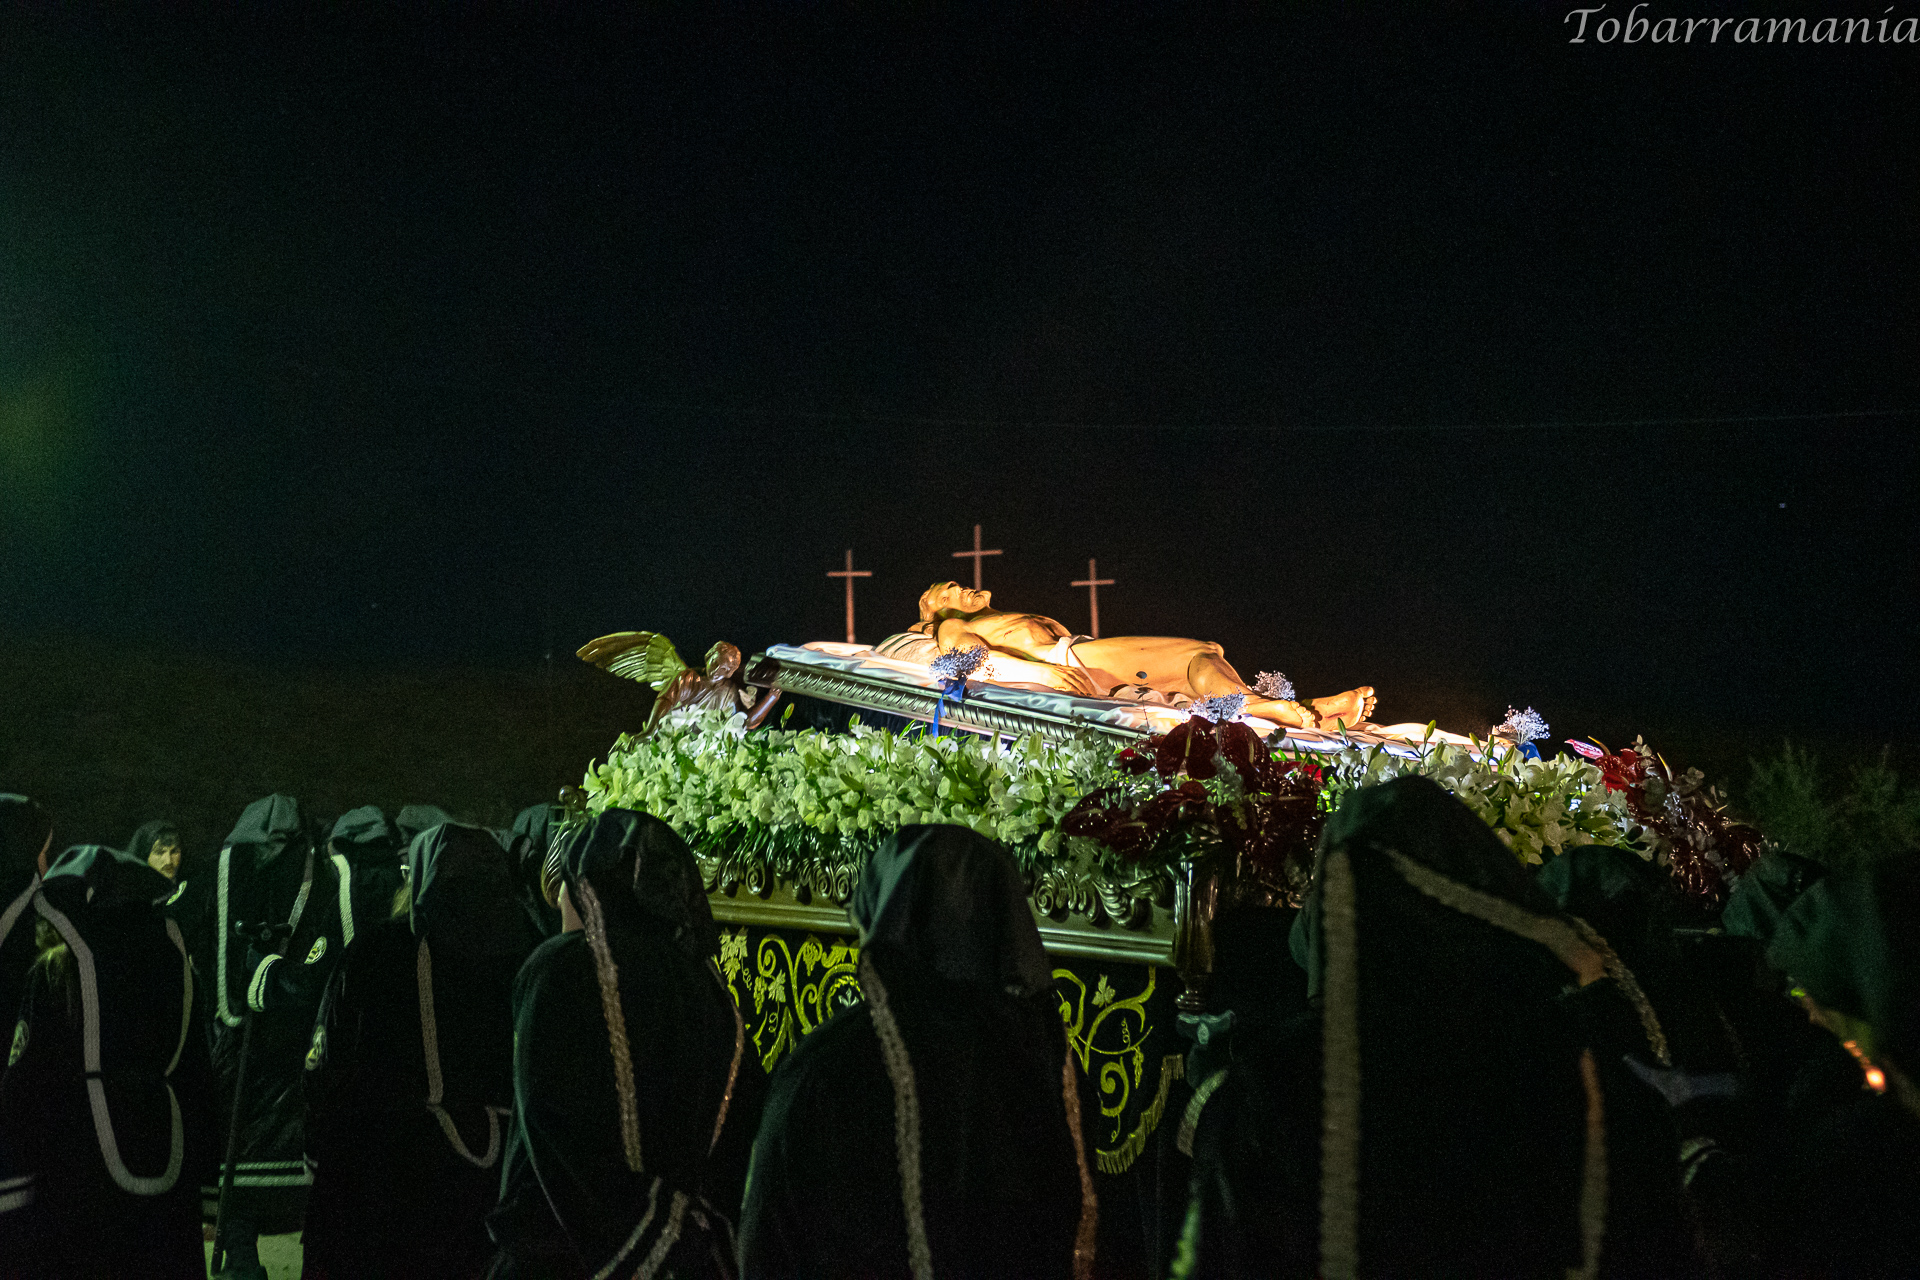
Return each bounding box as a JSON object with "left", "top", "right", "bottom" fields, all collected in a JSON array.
[{"left": 827, "top": 526, "right": 1114, "bottom": 645}]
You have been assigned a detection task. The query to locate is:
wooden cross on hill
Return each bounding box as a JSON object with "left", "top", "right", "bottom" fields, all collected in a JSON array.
[
  {"left": 827, "top": 549, "right": 872, "bottom": 644},
  {"left": 951, "top": 524, "right": 1002, "bottom": 590},
  {"left": 1071, "top": 558, "right": 1115, "bottom": 638}
]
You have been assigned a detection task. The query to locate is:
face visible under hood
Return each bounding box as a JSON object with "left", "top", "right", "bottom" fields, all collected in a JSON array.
[
  {"left": 126, "top": 820, "right": 182, "bottom": 866},
  {"left": 41, "top": 844, "right": 176, "bottom": 913},
  {"left": 850, "top": 824, "right": 1053, "bottom": 998}
]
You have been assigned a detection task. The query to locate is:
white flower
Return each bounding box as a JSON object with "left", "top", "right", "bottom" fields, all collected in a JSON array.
[
  {"left": 1252, "top": 671, "right": 1296, "bottom": 701},
  {"left": 1496, "top": 706, "right": 1550, "bottom": 745},
  {"left": 1190, "top": 694, "right": 1247, "bottom": 723}
]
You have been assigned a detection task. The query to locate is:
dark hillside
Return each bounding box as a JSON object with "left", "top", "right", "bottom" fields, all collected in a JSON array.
[{"left": 1, "top": 639, "right": 652, "bottom": 874}]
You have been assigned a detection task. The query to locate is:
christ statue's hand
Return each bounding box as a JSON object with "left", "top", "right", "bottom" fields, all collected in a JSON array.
[{"left": 980, "top": 654, "right": 1103, "bottom": 698}]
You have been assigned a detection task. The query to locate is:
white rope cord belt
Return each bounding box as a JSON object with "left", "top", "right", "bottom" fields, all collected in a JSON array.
[
  {"left": 416, "top": 938, "right": 507, "bottom": 1169},
  {"left": 0, "top": 876, "right": 40, "bottom": 954},
  {"left": 329, "top": 854, "right": 356, "bottom": 948},
  {"left": 217, "top": 846, "right": 315, "bottom": 1027},
  {"left": 31, "top": 897, "right": 192, "bottom": 1197},
  {"left": 572, "top": 880, "right": 747, "bottom": 1280},
  {"left": 0, "top": 1172, "right": 37, "bottom": 1215}
]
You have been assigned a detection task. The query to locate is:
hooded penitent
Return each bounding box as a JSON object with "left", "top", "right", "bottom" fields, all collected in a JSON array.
[
  {"left": 299, "top": 822, "right": 538, "bottom": 1280},
  {"left": 1722, "top": 849, "right": 1828, "bottom": 946},
  {"left": 1763, "top": 853, "right": 1920, "bottom": 1275},
  {"left": 739, "top": 824, "right": 1096, "bottom": 1280},
  {"left": 1182, "top": 776, "right": 1684, "bottom": 1280},
  {"left": 1, "top": 795, "right": 55, "bottom": 1034},
  {"left": 1539, "top": 843, "right": 1735, "bottom": 1072},
  {"left": 0, "top": 845, "right": 214, "bottom": 1280},
  {"left": 200, "top": 794, "right": 323, "bottom": 1235},
  {"left": 127, "top": 819, "right": 183, "bottom": 875},
  {"left": 249, "top": 806, "right": 409, "bottom": 1023},
  {"left": 506, "top": 802, "right": 565, "bottom": 938},
  {"left": 396, "top": 804, "right": 455, "bottom": 849},
  {"left": 489, "top": 809, "right": 756, "bottom": 1280}
]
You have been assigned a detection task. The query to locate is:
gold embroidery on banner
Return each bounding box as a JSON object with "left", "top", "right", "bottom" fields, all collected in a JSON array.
[
  {"left": 1055, "top": 965, "right": 1180, "bottom": 1174},
  {"left": 717, "top": 924, "right": 1179, "bottom": 1175},
  {"left": 717, "top": 928, "right": 862, "bottom": 1072}
]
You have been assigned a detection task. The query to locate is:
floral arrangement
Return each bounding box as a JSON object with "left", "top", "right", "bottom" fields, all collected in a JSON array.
[
  {"left": 581, "top": 707, "right": 1662, "bottom": 891},
  {"left": 1568, "top": 736, "right": 1764, "bottom": 907},
  {"left": 1326, "top": 732, "right": 1643, "bottom": 866},
  {"left": 1061, "top": 713, "right": 1329, "bottom": 898},
  {"left": 581, "top": 707, "right": 1112, "bottom": 878}
]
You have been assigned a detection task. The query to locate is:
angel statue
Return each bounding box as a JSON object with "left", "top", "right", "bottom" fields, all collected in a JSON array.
[
  {"left": 875, "top": 582, "right": 1377, "bottom": 730},
  {"left": 577, "top": 632, "right": 783, "bottom": 735}
]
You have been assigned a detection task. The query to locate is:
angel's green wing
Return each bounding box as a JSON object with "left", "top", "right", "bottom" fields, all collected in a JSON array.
[{"left": 576, "top": 631, "right": 689, "bottom": 692}]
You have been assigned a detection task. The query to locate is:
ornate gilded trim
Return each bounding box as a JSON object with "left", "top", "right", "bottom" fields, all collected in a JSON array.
[
  {"left": 746, "top": 652, "right": 1149, "bottom": 745},
  {"left": 702, "top": 865, "right": 1175, "bottom": 967},
  {"left": 1094, "top": 1054, "right": 1184, "bottom": 1176}
]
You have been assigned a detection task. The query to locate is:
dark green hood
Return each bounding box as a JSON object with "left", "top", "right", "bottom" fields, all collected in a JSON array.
[
  {"left": 555, "top": 809, "right": 718, "bottom": 960},
  {"left": 396, "top": 804, "right": 455, "bottom": 848},
  {"left": 1293, "top": 775, "right": 1560, "bottom": 999},
  {"left": 508, "top": 802, "right": 565, "bottom": 888},
  {"left": 328, "top": 805, "right": 398, "bottom": 865},
  {"left": 224, "top": 793, "right": 311, "bottom": 870},
  {"left": 850, "top": 824, "right": 1053, "bottom": 997},
  {"left": 1723, "top": 849, "right": 1827, "bottom": 945},
  {"left": 407, "top": 822, "right": 529, "bottom": 961},
  {"left": 41, "top": 843, "right": 176, "bottom": 913},
  {"left": 1768, "top": 853, "right": 1920, "bottom": 1072}
]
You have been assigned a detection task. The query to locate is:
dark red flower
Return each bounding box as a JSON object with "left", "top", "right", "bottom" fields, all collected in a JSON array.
[
  {"left": 1116, "top": 746, "right": 1155, "bottom": 776},
  {"left": 1061, "top": 789, "right": 1123, "bottom": 841},
  {"left": 1155, "top": 720, "right": 1219, "bottom": 780},
  {"left": 1137, "top": 780, "right": 1209, "bottom": 838},
  {"left": 1216, "top": 720, "right": 1269, "bottom": 788}
]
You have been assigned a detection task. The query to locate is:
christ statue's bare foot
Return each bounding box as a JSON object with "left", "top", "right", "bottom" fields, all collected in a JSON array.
[
  {"left": 1241, "top": 685, "right": 1374, "bottom": 730},
  {"left": 1309, "top": 687, "right": 1376, "bottom": 730}
]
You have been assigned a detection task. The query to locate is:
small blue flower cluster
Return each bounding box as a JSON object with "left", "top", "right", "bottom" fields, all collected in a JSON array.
[
  {"left": 1498, "top": 706, "right": 1550, "bottom": 744},
  {"left": 930, "top": 646, "right": 988, "bottom": 683},
  {"left": 1252, "top": 671, "right": 1296, "bottom": 702},
  {"left": 1191, "top": 693, "right": 1248, "bottom": 723}
]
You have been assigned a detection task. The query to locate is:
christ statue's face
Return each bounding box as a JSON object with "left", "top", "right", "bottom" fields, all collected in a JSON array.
[{"left": 918, "top": 581, "right": 992, "bottom": 622}]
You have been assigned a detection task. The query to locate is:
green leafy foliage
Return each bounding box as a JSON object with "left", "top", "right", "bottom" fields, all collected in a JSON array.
[
  {"left": 584, "top": 710, "right": 1649, "bottom": 877},
  {"left": 1746, "top": 741, "right": 1920, "bottom": 866}
]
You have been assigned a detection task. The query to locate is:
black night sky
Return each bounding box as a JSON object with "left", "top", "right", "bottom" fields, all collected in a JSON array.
[{"left": 3, "top": 4, "right": 1916, "bottom": 759}]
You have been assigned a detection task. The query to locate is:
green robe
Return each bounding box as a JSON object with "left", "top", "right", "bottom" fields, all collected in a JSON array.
[{"left": 0, "top": 848, "right": 214, "bottom": 1280}]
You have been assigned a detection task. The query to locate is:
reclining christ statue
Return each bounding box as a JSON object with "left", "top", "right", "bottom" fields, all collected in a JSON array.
[{"left": 873, "top": 582, "right": 1377, "bottom": 731}]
